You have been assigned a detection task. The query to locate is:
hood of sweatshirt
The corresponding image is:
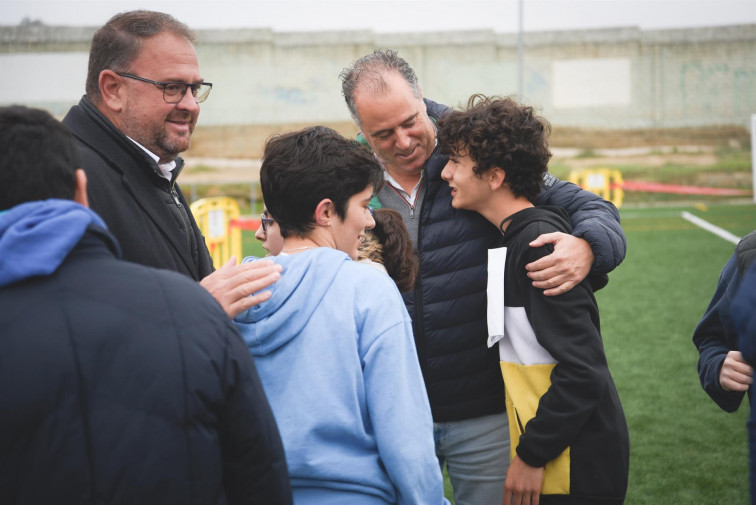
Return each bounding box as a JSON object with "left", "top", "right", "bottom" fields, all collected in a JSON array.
[
  {"left": 502, "top": 205, "right": 609, "bottom": 291},
  {"left": 234, "top": 247, "right": 352, "bottom": 356},
  {"left": 501, "top": 205, "right": 572, "bottom": 244},
  {"left": 0, "top": 199, "right": 108, "bottom": 287}
]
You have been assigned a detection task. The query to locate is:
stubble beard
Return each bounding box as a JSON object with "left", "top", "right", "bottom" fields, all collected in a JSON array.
[
  {"left": 121, "top": 108, "right": 194, "bottom": 162},
  {"left": 155, "top": 126, "right": 193, "bottom": 161}
]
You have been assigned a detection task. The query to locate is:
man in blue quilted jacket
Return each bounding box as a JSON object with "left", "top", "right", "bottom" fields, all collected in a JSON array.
[
  {"left": 340, "top": 49, "right": 626, "bottom": 505},
  {"left": 0, "top": 105, "right": 292, "bottom": 505}
]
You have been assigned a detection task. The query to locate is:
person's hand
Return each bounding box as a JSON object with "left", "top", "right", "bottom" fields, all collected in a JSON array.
[
  {"left": 200, "top": 256, "right": 282, "bottom": 318},
  {"left": 503, "top": 455, "right": 544, "bottom": 505},
  {"left": 719, "top": 351, "right": 754, "bottom": 392},
  {"left": 526, "top": 232, "right": 594, "bottom": 296}
]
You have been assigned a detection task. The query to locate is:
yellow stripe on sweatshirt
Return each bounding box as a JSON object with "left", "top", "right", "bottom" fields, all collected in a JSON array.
[{"left": 501, "top": 361, "right": 570, "bottom": 495}]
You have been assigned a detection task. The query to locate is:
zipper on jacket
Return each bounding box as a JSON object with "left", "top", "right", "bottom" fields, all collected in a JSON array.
[
  {"left": 170, "top": 186, "right": 182, "bottom": 209},
  {"left": 413, "top": 200, "right": 425, "bottom": 365},
  {"left": 388, "top": 182, "right": 421, "bottom": 219}
]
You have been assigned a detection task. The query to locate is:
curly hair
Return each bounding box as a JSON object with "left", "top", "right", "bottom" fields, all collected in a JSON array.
[
  {"left": 358, "top": 208, "right": 419, "bottom": 292},
  {"left": 437, "top": 94, "right": 552, "bottom": 201}
]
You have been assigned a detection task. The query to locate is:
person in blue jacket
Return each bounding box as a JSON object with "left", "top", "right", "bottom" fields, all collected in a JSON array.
[
  {"left": 732, "top": 262, "right": 756, "bottom": 505},
  {"left": 0, "top": 106, "right": 292, "bottom": 505},
  {"left": 234, "top": 126, "right": 448, "bottom": 505},
  {"left": 693, "top": 230, "right": 756, "bottom": 412}
]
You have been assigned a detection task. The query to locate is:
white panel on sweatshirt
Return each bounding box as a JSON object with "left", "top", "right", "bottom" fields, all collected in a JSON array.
[
  {"left": 487, "top": 247, "right": 507, "bottom": 348},
  {"left": 498, "top": 307, "right": 556, "bottom": 365},
  {"left": 487, "top": 246, "right": 556, "bottom": 365}
]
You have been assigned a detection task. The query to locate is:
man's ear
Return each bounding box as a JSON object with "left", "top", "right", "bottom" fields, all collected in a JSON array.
[
  {"left": 418, "top": 84, "right": 428, "bottom": 113},
  {"left": 489, "top": 167, "right": 506, "bottom": 191},
  {"left": 73, "top": 169, "right": 89, "bottom": 208},
  {"left": 314, "top": 198, "right": 334, "bottom": 226},
  {"left": 99, "top": 70, "right": 125, "bottom": 113}
]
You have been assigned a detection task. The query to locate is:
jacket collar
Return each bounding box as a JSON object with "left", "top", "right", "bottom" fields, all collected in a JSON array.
[
  {"left": 75, "top": 96, "right": 186, "bottom": 183},
  {"left": 64, "top": 97, "right": 198, "bottom": 277}
]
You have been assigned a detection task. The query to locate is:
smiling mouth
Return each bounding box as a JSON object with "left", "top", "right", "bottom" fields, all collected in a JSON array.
[
  {"left": 397, "top": 145, "right": 418, "bottom": 158},
  {"left": 167, "top": 113, "right": 193, "bottom": 124},
  {"left": 166, "top": 119, "right": 193, "bottom": 135}
]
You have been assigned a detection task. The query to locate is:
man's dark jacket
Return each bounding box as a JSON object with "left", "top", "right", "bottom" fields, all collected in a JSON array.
[
  {"left": 0, "top": 220, "right": 292, "bottom": 505},
  {"left": 62, "top": 97, "right": 213, "bottom": 280},
  {"left": 389, "top": 99, "right": 626, "bottom": 422}
]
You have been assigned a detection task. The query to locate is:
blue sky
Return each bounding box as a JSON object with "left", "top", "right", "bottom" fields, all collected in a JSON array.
[{"left": 1, "top": 0, "right": 755, "bottom": 33}]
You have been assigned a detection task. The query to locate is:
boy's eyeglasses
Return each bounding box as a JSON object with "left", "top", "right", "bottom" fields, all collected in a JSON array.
[{"left": 260, "top": 213, "right": 275, "bottom": 233}]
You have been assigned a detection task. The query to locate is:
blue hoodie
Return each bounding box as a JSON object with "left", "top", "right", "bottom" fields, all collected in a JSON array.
[
  {"left": 235, "top": 247, "right": 446, "bottom": 505},
  {"left": 0, "top": 200, "right": 108, "bottom": 287}
]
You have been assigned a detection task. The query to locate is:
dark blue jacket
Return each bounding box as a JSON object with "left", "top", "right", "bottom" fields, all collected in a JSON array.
[
  {"left": 693, "top": 230, "right": 756, "bottom": 412},
  {"left": 0, "top": 206, "right": 291, "bottom": 505},
  {"left": 62, "top": 97, "right": 213, "bottom": 281},
  {"left": 735, "top": 263, "right": 756, "bottom": 373},
  {"left": 396, "top": 99, "right": 626, "bottom": 422},
  {"left": 733, "top": 261, "right": 756, "bottom": 505}
]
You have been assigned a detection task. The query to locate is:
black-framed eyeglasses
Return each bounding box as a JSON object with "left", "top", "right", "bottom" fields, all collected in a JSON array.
[
  {"left": 260, "top": 213, "right": 275, "bottom": 233},
  {"left": 115, "top": 72, "right": 212, "bottom": 103}
]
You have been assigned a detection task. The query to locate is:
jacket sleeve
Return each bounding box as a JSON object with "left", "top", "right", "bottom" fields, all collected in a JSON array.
[
  {"left": 693, "top": 254, "right": 747, "bottom": 412},
  {"left": 514, "top": 236, "right": 613, "bottom": 466},
  {"left": 219, "top": 321, "right": 293, "bottom": 505},
  {"left": 734, "top": 264, "right": 756, "bottom": 364},
  {"left": 535, "top": 175, "right": 626, "bottom": 275},
  {"left": 360, "top": 280, "right": 448, "bottom": 505}
]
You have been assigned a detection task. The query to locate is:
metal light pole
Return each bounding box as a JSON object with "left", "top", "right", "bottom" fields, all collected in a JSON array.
[{"left": 518, "top": 0, "right": 524, "bottom": 97}]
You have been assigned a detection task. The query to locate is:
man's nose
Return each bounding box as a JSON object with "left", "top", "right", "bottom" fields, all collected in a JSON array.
[
  {"left": 175, "top": 87, "right": 200, "bottom": 111},
  {"left": 395, "top": 129, "right": 412, "bottom": 150}
]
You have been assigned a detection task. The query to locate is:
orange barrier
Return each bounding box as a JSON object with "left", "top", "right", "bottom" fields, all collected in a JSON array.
[
  {"left": 568, "top": 169, "right": 625, "bottom": 208},
  {"left": 569, "top": 168, "right": 752, "bottom": 208},
  {"left": 617, "top": 180, "right": 752, "bottom": 196},
  {"left": 229, "top": 216, "right": 261, "bottom": 232}
]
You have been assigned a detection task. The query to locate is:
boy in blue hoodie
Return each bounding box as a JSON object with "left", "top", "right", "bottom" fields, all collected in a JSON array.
[
  {"left": 437, "top": 96, "right": 629, "bottom": 505},
  {"left": 0, "top": 106, "right": 292, "bottom": 505},
  {"left": 234, "top": 126, "right": 448, "bottom": 505}
]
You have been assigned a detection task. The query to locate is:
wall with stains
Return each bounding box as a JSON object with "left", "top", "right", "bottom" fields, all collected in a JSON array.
[{"left": 1, "top": 24, "right": 754, "bottom": 129}]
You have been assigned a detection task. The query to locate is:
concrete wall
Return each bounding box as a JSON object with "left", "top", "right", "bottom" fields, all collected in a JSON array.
[{"left": 1, "top": 23, "right": 754, "bottom": 129}]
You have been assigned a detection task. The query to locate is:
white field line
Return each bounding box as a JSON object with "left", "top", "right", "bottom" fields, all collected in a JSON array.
[{"left": 681, "top": 212, "right": 741, "bottom": 245}]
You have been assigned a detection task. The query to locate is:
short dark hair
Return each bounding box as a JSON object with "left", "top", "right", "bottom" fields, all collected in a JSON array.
[
  {"left": 339, "top": 48, "right": 420, "bottom": 127},
  {"left": 0, "top": 106, "right": 80, "bottom": 210},
  {"left": 260, "top": 126, "right": 384, "bottom": 238},
  {"left": 437, "top": 94, "right": 552, "bottom": 201},
  {"left": 86, "top": 10, "right": 195, "bottom": 102}
]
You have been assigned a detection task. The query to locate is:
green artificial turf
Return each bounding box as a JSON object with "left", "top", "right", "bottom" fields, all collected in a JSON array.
[{"left": 239, "top": 202, "right": 756, "bottom": 504}]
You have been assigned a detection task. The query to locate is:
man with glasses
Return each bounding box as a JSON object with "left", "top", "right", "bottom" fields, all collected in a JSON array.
[{"left": 62, "top": 10, "right": 278, "bottom": 318}]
